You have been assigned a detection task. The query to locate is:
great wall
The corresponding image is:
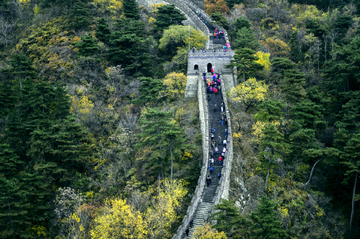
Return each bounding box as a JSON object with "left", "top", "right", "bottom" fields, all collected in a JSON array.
[{"left": 136, "top": 1, "right": 236, "bottom": 237}]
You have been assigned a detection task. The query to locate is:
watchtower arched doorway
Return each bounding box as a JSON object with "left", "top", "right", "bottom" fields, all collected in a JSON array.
[
  {"left": 207, "top": 63, "right": 212, "bottom": 72},
  {"left": 194, "top": 64, "right": 199, "bottom": 71}
]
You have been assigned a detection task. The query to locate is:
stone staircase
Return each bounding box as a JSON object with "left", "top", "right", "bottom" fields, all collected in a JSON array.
[
  {"left": 181, "top": 73, "right": 229, "bottom": 238},
  {"left": 169, "top": 1, "right": 234, "bottom": 238}
]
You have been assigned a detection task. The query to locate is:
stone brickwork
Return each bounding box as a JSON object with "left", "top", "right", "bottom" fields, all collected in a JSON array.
[
  {"left": 173, "top": 75, "right": 210, "bottom": 238},
  {"left": 187, "top": 50, "right": 234, "bottom": 75},
  {"left": 185, "top": 75, "right": 199, "bottom": 98},
  {"left": 136, "top": 1, "right": 235, "bottom": 237}
]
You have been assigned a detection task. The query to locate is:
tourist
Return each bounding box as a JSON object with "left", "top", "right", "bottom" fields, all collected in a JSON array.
[{"left": 206, "top": 175, "right": 211, "bottom": 186}]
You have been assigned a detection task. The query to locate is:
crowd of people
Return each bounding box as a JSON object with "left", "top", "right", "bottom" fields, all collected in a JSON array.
[
  {"left": 185, "top": 69, "right": 229, "bottom": 237},
  {"left": 204, "top": 68, "right": 228, "bottom": 188}
]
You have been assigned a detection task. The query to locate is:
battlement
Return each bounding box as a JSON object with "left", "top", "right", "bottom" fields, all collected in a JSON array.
[{"left": 187, "top": 50, "right": 234, "bottom": 75}]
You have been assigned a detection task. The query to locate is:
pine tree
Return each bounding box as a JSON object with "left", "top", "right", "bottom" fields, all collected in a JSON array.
[
  {"left": 212, "top": 199, "right": 249, "bottom": 237},
  {"left": 96, "top": 17, "right": 111, "bottom": 44},
  {"left": 225, "top": 0, "right": 244, "bottom": 9},
  {"left": 270, "top": 57, "right": 295, "bottom": 84},
  {"left": 254, "top": 100, "right": 285, "bottom": 122},
  {"left": 248, "top": 196, "right": 288, "bottom": 238},
  {"left": 27, "top": 114, "right": 94, "bottom": 185},
  {"left": 133, "top": 77, "right": 163, "bottom": 106},
  {"left": 69, "top": 0, "right": 91, "bottom": 30},
  {"left": 0, "top": 144, "right": 30, "bottom": 238},
  {"left": 154, "top": 5, "right": 186, "bottom": 33},
  {"left": 0, "top": 82, "right": 17, "bottom": 119},
  {"left": 210, "top": 12, "right": 229, "bottom": 30},
  {"left": 136, "top": 108, "right": 173, "bottom": 178},
  {"left": 108, "top": 18, "right": 151, "bottom": 75},
  {"left": 340, "top": 132, "right": 360, "bottom": 235},
  {"left": 1, "top": 54, "right": 37, "bottom": 89},
  {"left": 123, "top": 0, "right": 140, "bottom": 20},
  {"left": 73, "top": 33, "right": 99, "bottom": 57},
  {"left": 233, "top": 27, "right": 258, "bottom": 50},
  {"left": 259, "top": 124, "right": 291, "bottom": 189},
  {"left": 281, "top": 68, "right": 306, "bottom": 104},
  {"left": 164, "top": 122, "right": 188, "bottom": 184},
  {"left": 227, "top": 48, "right": 264, "bottom": 82}
]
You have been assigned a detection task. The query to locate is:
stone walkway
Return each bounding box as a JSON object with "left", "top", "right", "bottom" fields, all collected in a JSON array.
[{"left": 183, "top": 73, "right": 229, "bottom": 238}]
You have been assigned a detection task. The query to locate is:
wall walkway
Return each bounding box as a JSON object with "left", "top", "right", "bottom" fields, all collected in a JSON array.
[{"left": 163, "top": 1, "right": 234, "bottom": 238}]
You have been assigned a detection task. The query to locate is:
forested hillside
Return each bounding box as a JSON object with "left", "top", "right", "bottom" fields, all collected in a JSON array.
[
  {"left": 203, "top": 0, "right": 360, "bottom": 238},
  {"left": 0, "top": 0, "right": 207, "bottom": 237},
  {"left": 1, "top": 0, "right": 360, "bottom": 238}
]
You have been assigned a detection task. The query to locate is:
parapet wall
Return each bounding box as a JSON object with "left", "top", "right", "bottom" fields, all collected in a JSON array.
[
  {"left": 184, "top": 0, "right": 230, "bottom": 45},
  {"left": 173, "top": 74, "right": 209, "bottom": 238}
]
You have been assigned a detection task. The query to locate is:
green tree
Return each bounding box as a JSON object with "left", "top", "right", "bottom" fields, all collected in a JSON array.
[
  {"left": 210, "top": 12, "right": 229, "bottom": 30},
  {"left": 1, "top": 54, "right": 37, "bottom": 89},
  {"left": 225, "top": 0, "right": 244, "bottom": 8},
  {"left": 291, "top": 99, "right": 324, "bottom": 129},
  {"left": 259, "top": 124, "right": 291, "bottom": 189},
  {"left": 135, "top": 108, "right": 173, "bottom": 179},
  {"left": 281, "top": 68, "right": 306, "bottom": 104},
  {"left": 270, "top": 57, "right": 294, "bottom": 84},
  {"left": 233, "top": 16, "right": 251, "bottom": 30},
  {"left": 233, "top": 27, "right": 258, "bottom": 50},
  {"left": 69, "top": 0, "right": 91, "bottom": 29},
  {"left": 0, "top": 82, "right": 17, "bottom": 118},
  {"left": 73, "top": 33, "right": 99, "bottom": 57},
  {"left": 108, "top": 18, "right": 151, "bottom": 75},
  {"left": 340, "top": 132, "right": 360, "bottom": 235},
  {"left": 158, "top": 25, "right": 207, "bottom": 63},
  {"left": 227, "top": 48, "right": 264, "bottom": 82},
  {"left": 248, "top": 196, "right": 288, "bottom": 238},
  {"left": 211, "top": 199, "right": 249, "bottom": 238},
  {"left": 154, "top": 5, "right": 186, "bottom": 33},
  {"left": 95, "top": 17, "right": 111, "bottom": 44},
  {"left": 0, "top": 144, "right": 30, "bottom": 238},
  {"left": 164, "top": 123, "right": 188, "bottom": 185},
  {"left": 254, "top": 100, "right": 285, "bottom": 122},
  {"left": 123, "top": 0, "right": 140, "bottom": 20},
  {"left": 133, "top": 77, "right": 163, "bottom": 106}
]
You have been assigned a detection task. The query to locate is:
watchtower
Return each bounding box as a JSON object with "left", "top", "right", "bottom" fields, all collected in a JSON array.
[{"left": 185, "top": 50, "right": 236, "bottom": 98}]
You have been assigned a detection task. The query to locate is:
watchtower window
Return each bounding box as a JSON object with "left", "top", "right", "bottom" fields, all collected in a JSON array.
[
  {"left": 194, "top": 65, "right": 199, "bottom": 71},
  {"left": 207, "top": 63, "right": 212, "bottom": 72}
]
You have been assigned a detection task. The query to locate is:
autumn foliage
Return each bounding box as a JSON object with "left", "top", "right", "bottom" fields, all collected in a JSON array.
[{"left": 204, "top": 0, "right": 230, "bottom": 15}]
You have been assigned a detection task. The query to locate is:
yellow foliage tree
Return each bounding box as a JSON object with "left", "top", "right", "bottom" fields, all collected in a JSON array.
[
  {"left": 91, "top": 0, "right": 123, "bottom": 17},
  {"left": 254, "top": 51, "right": 271, "bottom": 71},
  {"left": 150, "top": 3, "right": 165, "bottom": 14},
  {"left": 192, "top": 223, "right": 227, "bottom": 238},
  {"left": 146, "top": 179, "right": 187, "bottom": 238},
  {"left": 162, "top": 72, "right": 187, "bottom": 99},
  {"left": 91, "top": 198, "right": 148, "bottom": 239},
  {"left": 159, "top": 25, "right": 207, "bottom": 51},
  {"left": 70, "top": 95, "right": 94, "bottom": 120},
  {"left": 230, "top": 78, "right": 268, "bottom": 112},
  {"left": 260, "top": 38, "right": 290, "bottom": 58},
  {"left": 204, "top": 0, "right": 230, "bottom": 15}
]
